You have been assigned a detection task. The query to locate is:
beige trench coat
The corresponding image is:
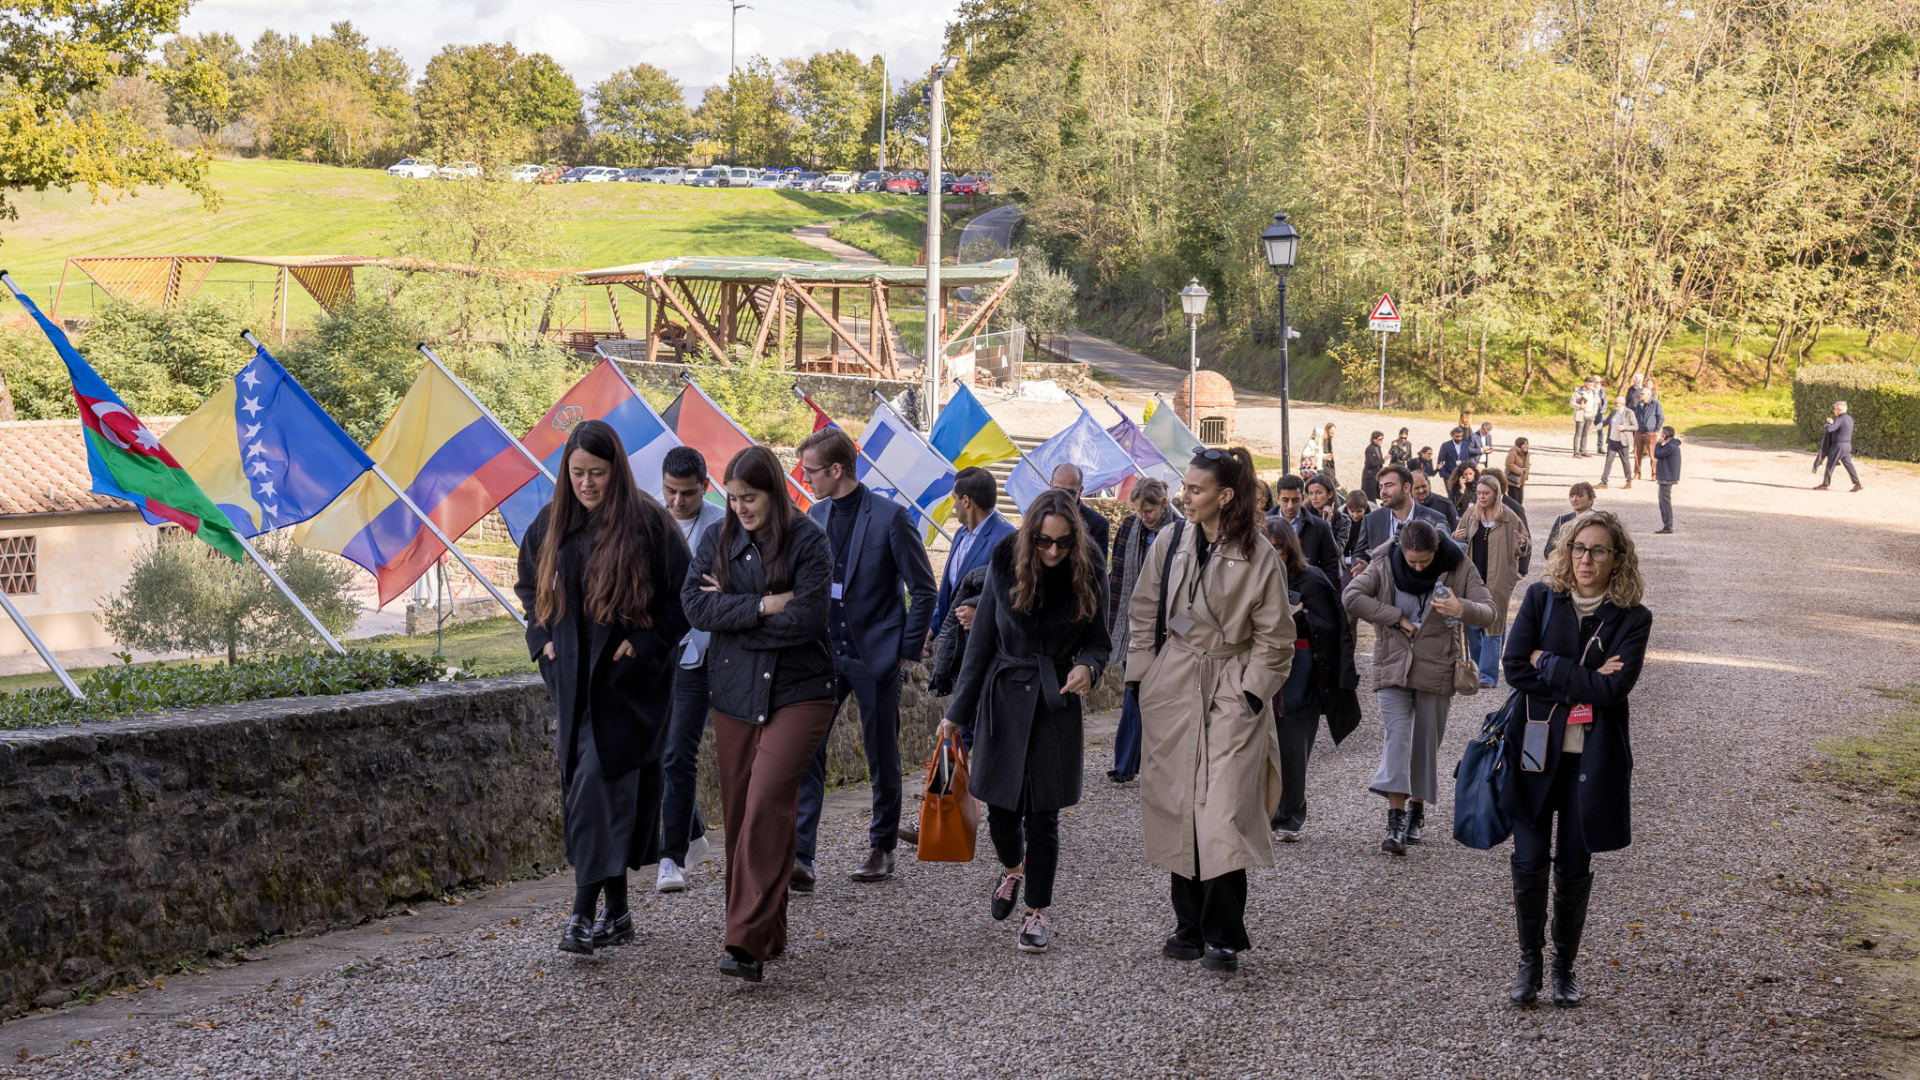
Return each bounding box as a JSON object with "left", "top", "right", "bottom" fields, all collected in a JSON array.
[
  {"left": 1453, "top": 503, "right": 1527, "bottom": 629},
  {"left": 1125, "top": 521, "right": 1293, "bottom": 880}
]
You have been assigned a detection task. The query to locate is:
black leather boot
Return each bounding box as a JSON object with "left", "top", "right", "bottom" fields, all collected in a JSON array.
[
  {"left": 1550, "top": 870, "right": 1594, "bottom": 1006},
  {"left": 557, "top": 915, "right": 596, "bottom": 955},
  {"left": 1406, "top": 802, "right": 1426, "bottom": 844},
  {"left": 1509, "top": 866, "right": 1549, "bottom": 1005},
  {"left": 1381, "top": 808, "right": 1408, "bottom": 856}
]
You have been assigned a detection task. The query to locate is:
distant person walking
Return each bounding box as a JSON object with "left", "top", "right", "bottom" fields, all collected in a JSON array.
[
  {"left": 1453, "top": 475, "right": 1528, "bottom": 690},
  {"left": 657, "top": 446, "right": 727, "bottom": 894},
  {"left": 1107, "top": 478, "right": 1178, "bottom": 782},
  {"left": 1301, "top": 428, "right": 1323, "bottom": 476},
  {"left": 1411, "top": 470, "right": 1458, "bottom": 531},
  {"left": 1813, "top": 401, "right": 1862, "bottom": 492},
  {"left": 1631, "top": 382, "right": 1664, "bottom": 480},
  {"left": 1570, "top": 383, "right": 1594, "bottom": 458},
  {"left": 1471, "top": 422, "right": 1498, "bottom": 469},
  {"left": 1389, "top": 429, "right": 1414, "bottom": 469},
  {"left": 1448, "top": 463, "right": 1482, "bottom": 518},
  {"left": 516, "top": 420, "right": 692, "bottom": 957},
  {"left": 1588, "top": 377, "right": 1610, "bottom": 457},
  {"left": 1653, "top": 428, "right": 1681, "bottom": 533},
  {"left": 938, "top": 489, "right": 1111, "bottom": 954},
  {"left": 1319, "top": 423, "right": 1340, "bottom": 484},
  {"left": 1503, "top": 438, "right": 1532, "bottom": 506},
  {"left": 1598, "top": 399, "right": 1636, "bottom": 488},
  {"left": 1499, "top": 510, "right": 1653, "bottom": 1008},
  {"left": 1127, "top": 447, "right": 1293, "bottom": 973},
  {"left": 1261, "top": 516, "right": 1360, "bottom": 843},
  {"left": 1343, "top": 519, "right": 1495, "bottom": 854},
  {"left": 1438, "top": 427, "right": 1472, "bottom": 482},
  {"left": 1362, "top": 431, "right": 1386, "bottom": 502}
]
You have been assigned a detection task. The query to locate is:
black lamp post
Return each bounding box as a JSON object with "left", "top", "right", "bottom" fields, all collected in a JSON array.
[{"left": 1262, "top": 211, "right": 1301, "bottom": 475}]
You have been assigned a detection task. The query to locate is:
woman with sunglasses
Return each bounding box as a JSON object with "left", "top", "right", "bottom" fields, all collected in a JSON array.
[
  {"left": 1126, "top": 447, "right": 1292, "bottom": 973},
  {"left": 1498, "top": 510, "right": 1651, "bottom": 1008},
  {"left": 937, "top": 489, "right": 1111, "bottom": 954}
]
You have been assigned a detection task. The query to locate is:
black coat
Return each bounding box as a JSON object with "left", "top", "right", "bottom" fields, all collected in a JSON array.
[
  {"left": 1269, "top": 510, "right": 1342, "bottom": 590},
  {"left": 517, "top": 500, "right": 691, "bottom": 782},
  {"left": 1499, "top": 582, "right": 1654, "bottom": 854},
  {"left": 1361, "top": 443, "right": 1385, "bottom": 500},
  {"left": 1420, "top": 491, "right": 1460, "bottom": 531},
  {"left": 1079, "top": 501, "right": 1112, "bottom": 565},
  {"left": 945, "top": 537, "right": 1111, "bottom": 812},
  {"left": 681, "top": 514, "right": 834, "bottom": 724},
  {"left": 1292, "top": 564, "right": 1361, "bottom": 742},
  {"left": 929, "top": 564, "right": 988, "bottom": 697}
]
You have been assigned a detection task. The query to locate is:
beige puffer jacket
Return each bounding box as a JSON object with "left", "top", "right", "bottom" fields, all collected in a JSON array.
[{"left": 1341, "top": 541, "right": 1495, "bottom": 695}]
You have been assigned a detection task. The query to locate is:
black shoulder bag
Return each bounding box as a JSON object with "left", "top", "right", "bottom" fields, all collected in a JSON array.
[{"left": 1151, "top": 520, "right": 1186, "bottom": 656}]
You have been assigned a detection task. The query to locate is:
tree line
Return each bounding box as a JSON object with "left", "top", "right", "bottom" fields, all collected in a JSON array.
[{"left": 947, "top": 0, "right": 1920, "bottom": 393}]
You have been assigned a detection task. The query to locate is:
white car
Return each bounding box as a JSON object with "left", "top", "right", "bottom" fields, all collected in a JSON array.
[
  {"left": 644, "top": 167, "right": 687, "bottom": 184},
  {"left": 437, "top": 161, "right": 482, "bottom": 180},
  {"left": 579, "top": 166, "right": 622, "bottom": 183},
  {"left": 386, "top": 157, "right": 437, "bottom": 179},
  {"left": 818, "top": 173, "right": 855, "bottom": 193},
  {"left": 510, "top": 164, "right": 544, "bottom": 182},
  {"left": 721, "top": 166, "right": 760, "bottom": 188},
  {"left": 749, "top": 172, "right": 787, "bottom": 189}
]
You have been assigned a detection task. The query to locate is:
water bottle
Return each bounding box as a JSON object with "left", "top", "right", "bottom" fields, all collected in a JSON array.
[{"left": 1433, "top": 582, "right": 1459, "bottom": 628}]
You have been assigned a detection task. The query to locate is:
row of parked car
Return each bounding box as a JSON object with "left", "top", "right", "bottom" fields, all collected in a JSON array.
[{"left": 384, "top": 158, "right": 993, "bottom": 194}]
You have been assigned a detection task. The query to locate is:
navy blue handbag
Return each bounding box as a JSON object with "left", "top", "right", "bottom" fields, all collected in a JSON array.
[{"left": 1452, "top": 690, "right": 1520, "bottom": 849}]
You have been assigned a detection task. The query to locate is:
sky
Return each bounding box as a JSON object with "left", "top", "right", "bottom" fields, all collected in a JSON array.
[{"left": 176, "top": 0, "right": 961, "bottom": 98}]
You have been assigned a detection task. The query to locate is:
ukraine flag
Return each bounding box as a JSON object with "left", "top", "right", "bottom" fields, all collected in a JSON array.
[{"left": 928, "top": 383, "right": 1019, "bottom": 470}]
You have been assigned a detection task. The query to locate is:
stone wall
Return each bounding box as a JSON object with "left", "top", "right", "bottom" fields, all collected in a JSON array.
[{"left": 0, "top": 677, "right": 560, "bottom": 1017}]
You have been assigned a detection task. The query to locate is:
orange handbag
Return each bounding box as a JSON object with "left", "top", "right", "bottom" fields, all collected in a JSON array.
[{"left": 916, "top": 736, "right": 979, "bottom": 862}]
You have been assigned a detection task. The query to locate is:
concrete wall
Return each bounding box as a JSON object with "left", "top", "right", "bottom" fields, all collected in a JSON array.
[{"left": 0, "top": 511, "right": 151, "bottom": 656}]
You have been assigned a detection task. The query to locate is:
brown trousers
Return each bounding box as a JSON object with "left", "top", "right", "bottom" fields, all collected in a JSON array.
[
  {"left": 713, "top": 700, "right": 836, "bottom": 961},
  {"left": 1632, "top": 432, "right": 1657, "bottom": 477}
]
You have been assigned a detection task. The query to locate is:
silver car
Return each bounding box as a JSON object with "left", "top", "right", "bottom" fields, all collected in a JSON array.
[
  {"left": 644, "top": 167, "right": 687, "bottom": 185},
  {"left": 688, "top": 167, "right": 725, "bottom": 187}
]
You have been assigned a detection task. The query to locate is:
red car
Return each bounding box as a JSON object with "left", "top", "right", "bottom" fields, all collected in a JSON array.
[
  {"left": 885, "top": 173, "right": 925, "bottom": 194},
  {"left": 950, "top": 175, "right": 988, "bottom": 196}
]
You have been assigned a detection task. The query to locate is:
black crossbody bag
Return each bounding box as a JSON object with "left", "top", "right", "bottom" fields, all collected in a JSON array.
[{"left": 1151, "top": 520, "right": 1187, "bottom": 656}]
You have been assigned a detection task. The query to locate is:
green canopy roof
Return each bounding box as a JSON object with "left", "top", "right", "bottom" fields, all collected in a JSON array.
[{"left": 579, "top": 255, "right": 1018, "bottom": 286}]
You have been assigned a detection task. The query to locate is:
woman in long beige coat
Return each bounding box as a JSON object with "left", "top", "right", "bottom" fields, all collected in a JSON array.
[
  {"left": 1126, "top": 447, "right": 1292, "bottom": 974},
  {"left": 1454, "top": 474, "right": 1529, "bottom": 690},
  {"left": 1342, "top": 518, "right": 1495, "bottom": 854}
]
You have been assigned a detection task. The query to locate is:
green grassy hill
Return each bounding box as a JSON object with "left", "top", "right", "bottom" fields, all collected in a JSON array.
[{"left": 2, "top": 159, "right": 918, "bottom": 326}]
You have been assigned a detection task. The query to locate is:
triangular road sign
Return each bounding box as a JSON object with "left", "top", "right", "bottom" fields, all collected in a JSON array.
[{"left": 1370, "top": 294, "right": 1399, "bottom": 321}]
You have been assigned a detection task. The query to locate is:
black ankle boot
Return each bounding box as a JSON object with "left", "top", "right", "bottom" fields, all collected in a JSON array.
[
  {"left": 1381, "top": 808, "right": 1408, "bottom": 856},
  {"left": 1550, "top": 870, "right": 1594, "bottom": 1006},
  {"left": 1509, "top": 867, "right": 1549, "bottom": 1005},
  {"left": 1406, "top": 802, "right": 1426, "bottom": 844},
  {"left": 557, "top": 915, "right": 596, "bottom": 955},
  {"left": 591, "top": 911, "right": 634, "bottom": 949}
]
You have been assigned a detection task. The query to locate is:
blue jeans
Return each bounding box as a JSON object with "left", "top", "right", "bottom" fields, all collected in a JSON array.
[
  {"left": 1112, "top": 686, "right": 1142, "bottom": 776},
  {"left": 658, "top": 662, "right": 709, "bottom": 866},
  {"left": 1467, "top": 625, "right": 1502, "bottom": 688},
  {"left": 794, "top": 660, "right": 904, "bottom": 866}
]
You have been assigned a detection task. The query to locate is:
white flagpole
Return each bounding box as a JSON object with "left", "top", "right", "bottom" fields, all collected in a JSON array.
[
  {"left": 234, "top": 532, "right": 347, "bottom": 654},
  {"left": 0, "top": 589, "right": 84, "bottom": 700},
  {"left": 369, "top": 464, "right": 527, "bottom": 628},
  {"left": 793, "top": 387, "right": 953, "bottom": 543},
  {"left": 416, "top": 344, "right": 557, "bottom": 483}
]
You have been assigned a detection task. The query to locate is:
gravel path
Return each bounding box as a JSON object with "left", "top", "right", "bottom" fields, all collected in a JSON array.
[{"left": 5, "top": 423, "right": 1916, "bottom": 1078}]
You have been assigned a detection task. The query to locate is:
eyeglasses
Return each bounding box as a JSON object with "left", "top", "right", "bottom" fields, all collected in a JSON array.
[
  {"left": 799, "top": 462, "right": 836, "bottom": 476},
  {"left": 1568, "top": 543, "right": 1615, "bottom": 562},
  {"left": 1033, "top": 534, "right": 1075, "bottom": 551}
]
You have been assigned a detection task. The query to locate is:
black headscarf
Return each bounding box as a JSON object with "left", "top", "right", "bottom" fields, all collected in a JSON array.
[{"left": 1387, "top": 537, "right": 1463, "bottom": 596}]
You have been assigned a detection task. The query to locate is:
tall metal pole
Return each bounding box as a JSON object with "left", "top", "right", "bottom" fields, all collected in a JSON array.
[
  {"left": 1188, "top": 314, "right": 1199, "bottom": 427},
  {"left": 1379, "top": 330, "right": 1387, "bottom": 410},
  {"left": 1278, "top": 273, "right": 1292, "bottom": 477},
  {"left": 924, "top": 61, "right": 948, "bottom": 430},
  {"left": 878, "top": 55, "right": 888, "bottom": 173},
  {"left": 728, "top": 2, "right": 751, "bottom": 164},
  {"left": 0, "top": 588, "right": 84, "bottom": 700},
  {"left": 235, "top": 532, "right": 346, "bottom": 655}
]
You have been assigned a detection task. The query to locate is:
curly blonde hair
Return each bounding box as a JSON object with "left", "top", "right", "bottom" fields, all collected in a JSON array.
[{"left": 1544, "top": 509, "right": 1645, "bottom": 608}]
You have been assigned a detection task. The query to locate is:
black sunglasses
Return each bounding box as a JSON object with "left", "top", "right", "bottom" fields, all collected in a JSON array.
[{"left": 1033, "top": 534, "right": 1075, "bottom": 551}]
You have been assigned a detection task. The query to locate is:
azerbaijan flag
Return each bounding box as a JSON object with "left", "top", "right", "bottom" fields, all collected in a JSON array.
[{"left": 4, "top": 276, "right": 244, "bottom": 561}]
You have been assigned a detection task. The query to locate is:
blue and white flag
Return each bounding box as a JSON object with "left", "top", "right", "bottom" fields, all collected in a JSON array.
[
  {"left": 857, "top": 404, "right": 956, "bottom": 545},
  {"left": 1005, "top": 402, "right": 1141, "bottom": 513}
]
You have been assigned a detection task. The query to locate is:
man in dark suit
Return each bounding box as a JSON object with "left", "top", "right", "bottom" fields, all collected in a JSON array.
[
  {"left": 1350, "top": 466, "right": 1449, "bottom": 574},
  {"left": 1814, "top": 400, "right": 1862, "bottom": 491},
  {"left": 1050, "top": 463, "right": 1111, "bottom": 564},
  {"left": 793, "top": 428, "right": 937, "bottom": 886},
  {"left": 1270, "top": 473, "right": 1342, "bottom": 587},
  {"left": 925, "top": 466, "right": 1014, "bottom": 654},
  {"left": 1409, "top": 470, "right": 1458, "bottom": 530},
  {"left": 1436, "top": 427, "right": 1472, "bottom": 482}
]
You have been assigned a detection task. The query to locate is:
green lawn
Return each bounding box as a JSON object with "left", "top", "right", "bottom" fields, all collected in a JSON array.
[{"left": 1, "top": 159, "right": 922, "bottom": 326}]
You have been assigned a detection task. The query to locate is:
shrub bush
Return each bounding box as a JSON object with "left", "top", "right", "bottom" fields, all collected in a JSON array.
[
  {"left": 1793, "top": 363, "right": 1920, "bottom": 462},
  {"left": 0, "top": 650, "right": 469, "bottom": 730}
]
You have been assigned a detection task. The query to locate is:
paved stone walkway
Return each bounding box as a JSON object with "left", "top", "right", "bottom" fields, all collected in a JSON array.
[{"left": 3, "top": 412, "right": 1915, "bottom": 1078}]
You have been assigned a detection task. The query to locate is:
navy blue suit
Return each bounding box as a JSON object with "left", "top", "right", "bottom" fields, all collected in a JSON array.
[
  {"left": 796, "top": 486, "right": 938, "bottom": 862},
  {"left": 1437, "top": 438, "right": 1471, "bottom": 481},
  {"left": 928, "top": 512, "right": 1015, "bottom": 639}
]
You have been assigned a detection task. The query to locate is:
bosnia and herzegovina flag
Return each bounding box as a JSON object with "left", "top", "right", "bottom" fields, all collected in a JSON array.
[
  {"left": 161, "top": 340, "right": 374, "bottom": 538},
  {"left": 3, "top": 277, "right": 243, "bottom": 561},
  {"left": 497, "top": 359, "right": 684, "bottom": 545},
  {"left": 928, "top": 383, "right": 1018, "bottom": 470},
  {"left": 295, "top": 362, "right": 540, "bottom": 606}
]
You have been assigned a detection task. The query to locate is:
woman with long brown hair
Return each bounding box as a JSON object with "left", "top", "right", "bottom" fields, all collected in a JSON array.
[
  {"left": 937, "top": 488, "right": 1110, "bottom": 954},
  {"left": 681, "top": 446, "right": 834, "bottom": 984},
  {"left": 1126, "top": 447, "right": 1293, "bottom": 973},
  {"left": 514, "top": 419, "right": 691, "bottom": 957}
]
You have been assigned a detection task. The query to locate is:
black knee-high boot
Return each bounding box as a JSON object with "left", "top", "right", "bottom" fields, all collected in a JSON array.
[
  {"left": 1509, "top": 867, "right": 1549, "bottom": 1005},
  {"left": 1550, "top": 870, "right": 1594, "bottom": 1007}
]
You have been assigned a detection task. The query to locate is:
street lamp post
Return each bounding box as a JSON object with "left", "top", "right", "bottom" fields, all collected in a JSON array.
[
  {"left": 1179, "top": 277, "right": 1210, "bottom": 431},
  {"left": 1261, "top": 211, "right": 1301, "bottom": 475},
  {"left": 923, "top": 57, "right": 953, "bottom": 429}
]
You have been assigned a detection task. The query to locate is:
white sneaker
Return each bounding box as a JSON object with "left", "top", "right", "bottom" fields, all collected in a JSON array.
[
  {"left": 685, "top": 835, "right": 713, "bottom": 865},
  {"left": 656, "top": 858, "right": 687, "bottom": 893}
]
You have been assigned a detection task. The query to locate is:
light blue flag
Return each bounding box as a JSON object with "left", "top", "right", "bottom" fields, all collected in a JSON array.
[{"left": 1005, "top": 402, "right": 1140, "bottom": 513}]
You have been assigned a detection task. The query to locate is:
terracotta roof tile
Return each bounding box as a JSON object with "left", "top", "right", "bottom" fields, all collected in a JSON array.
[{"left": 0, "top": 416, "right": 181, "bottom": 516}]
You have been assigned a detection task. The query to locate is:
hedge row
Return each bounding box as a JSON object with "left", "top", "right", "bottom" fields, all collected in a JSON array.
[{"left": 1793, "top": 363, "right": 1920, "bottom": 463}]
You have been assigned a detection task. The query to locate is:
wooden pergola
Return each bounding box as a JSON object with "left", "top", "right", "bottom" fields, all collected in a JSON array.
[{"left": 577, "top": 256, "right": 1021, "bottom": 379}]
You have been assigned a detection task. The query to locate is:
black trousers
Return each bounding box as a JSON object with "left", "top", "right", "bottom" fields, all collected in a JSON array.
[
  {"left": 1511, "top": 751, "right": 1591, "bottom": 877},
  {"left": 987, "top": 798, "right": 1060, "bottom": 909},
  {"left": 658, "top": 662, "right": 709, "bottom": 866},
  {"left": 1170, "top": 869, "right": 1249, "bottom": 951}
]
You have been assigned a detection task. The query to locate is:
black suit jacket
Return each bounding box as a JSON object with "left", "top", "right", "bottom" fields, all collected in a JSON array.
[
  {"left": 1079, "top": 501, "right": 1111, "bottom": 565},
  {"left": 1269, "top": 510, "right": 1342, "bottom": 589},
  {"left": 807, "top": 486, "right": 937, "bottom": 678}
]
